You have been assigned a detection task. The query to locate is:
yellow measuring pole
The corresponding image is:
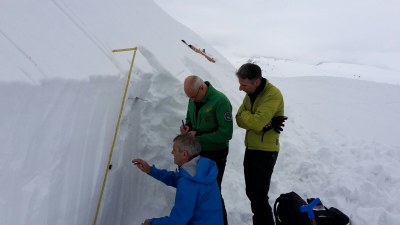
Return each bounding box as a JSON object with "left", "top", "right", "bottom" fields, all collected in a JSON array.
[
  {"left": 112, "top": 47, "right": 137, "bottom": 52},
  {"left": 92, "top": 47, "right": 138, "bottom": 225}
]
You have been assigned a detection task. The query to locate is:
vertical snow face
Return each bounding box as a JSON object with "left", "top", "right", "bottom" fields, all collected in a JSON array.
[{"left": 0, "top": 77, "right": 125, "bottom": 225}]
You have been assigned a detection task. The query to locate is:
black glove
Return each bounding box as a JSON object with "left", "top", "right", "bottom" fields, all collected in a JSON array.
[
  {"left": 272, "top": 116, "right": 288, "bottom": 133},
  {"left": 263, "top": 116, "right": 288, "bottom": 133}
]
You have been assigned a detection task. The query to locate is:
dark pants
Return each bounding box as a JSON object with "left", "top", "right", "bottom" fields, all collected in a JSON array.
[
  {"left": 200, "top": 147, "right": 229, "bottom": 225},
  {"left": 244, "top": 149, "right": 278, "bottom": 225}
]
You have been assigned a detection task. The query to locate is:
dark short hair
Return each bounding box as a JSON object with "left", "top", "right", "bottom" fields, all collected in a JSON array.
[
  {"left": 236, "top": 63, "right": 262, "bottom": 80},
  {"left": 173, "top": 134, "right": 201, "bottom": 156}
]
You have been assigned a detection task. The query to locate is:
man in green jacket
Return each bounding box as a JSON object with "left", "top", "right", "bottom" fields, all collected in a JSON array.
[
  {"left": 180, "top": 75, "right": 233, "bottom": 225},
  {"left": 235, "top": 63, "right": 285, "bottom": 225}
]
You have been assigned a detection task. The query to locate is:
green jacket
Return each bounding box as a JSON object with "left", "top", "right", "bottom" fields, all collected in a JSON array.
[
  {"left": 185, "top": 82, "right": 233, "bottom": 150},
  {"left": 236, "top": 80, "right": 284, "bottom": 151}
]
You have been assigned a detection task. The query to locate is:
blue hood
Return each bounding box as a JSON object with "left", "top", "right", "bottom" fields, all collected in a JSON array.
[{"left": 180, "top": 156, "right": 218, "bottom": 185}]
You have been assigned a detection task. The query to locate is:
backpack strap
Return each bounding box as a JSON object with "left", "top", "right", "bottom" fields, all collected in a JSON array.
[{"left": 273, "top": 195, "right": 283, "bottom": 225}]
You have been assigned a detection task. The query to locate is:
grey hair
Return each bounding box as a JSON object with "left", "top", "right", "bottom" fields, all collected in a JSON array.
[{"left": 173, "top": 134, "right": 201, "bottom": 157}]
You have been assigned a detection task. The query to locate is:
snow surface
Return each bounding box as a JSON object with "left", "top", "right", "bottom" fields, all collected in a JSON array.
[{"left": 1, "top": 1, "right": 400, "bottom": 225}]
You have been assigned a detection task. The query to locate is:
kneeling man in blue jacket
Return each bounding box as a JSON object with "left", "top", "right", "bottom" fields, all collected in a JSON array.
[{"left": 132, "top": 134, "right": 223, "bottom": 225}]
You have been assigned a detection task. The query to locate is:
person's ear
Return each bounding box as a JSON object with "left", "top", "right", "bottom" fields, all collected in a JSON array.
[{"left": 183, "top": 150, "right": 189, "bottom": 159}]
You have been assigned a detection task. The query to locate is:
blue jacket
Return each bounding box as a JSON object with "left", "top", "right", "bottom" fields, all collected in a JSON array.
[{"left": 148, "top": 156, "right": 223, "bottom": 225}]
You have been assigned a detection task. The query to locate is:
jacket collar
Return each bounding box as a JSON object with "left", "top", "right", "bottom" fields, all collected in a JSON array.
[
  {"left": 248, "top": 78, "right": 267, "bottom": 102},
  {"left": 199, "top": 81, "right": 216, "bottom": 103}
]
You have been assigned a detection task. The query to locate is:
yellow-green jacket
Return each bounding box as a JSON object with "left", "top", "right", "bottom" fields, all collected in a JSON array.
[{"left": 236, "top": 79, "right": 284, "bottom": 151}]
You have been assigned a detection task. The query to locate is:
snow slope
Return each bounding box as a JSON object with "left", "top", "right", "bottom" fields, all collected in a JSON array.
[{"left": 1, "top": 1, "right": 400, "bottom": 225}]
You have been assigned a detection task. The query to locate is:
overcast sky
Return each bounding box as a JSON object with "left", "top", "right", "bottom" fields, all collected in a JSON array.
[{"left": 153, "top": 0, "right": 400, "bottom": 71}]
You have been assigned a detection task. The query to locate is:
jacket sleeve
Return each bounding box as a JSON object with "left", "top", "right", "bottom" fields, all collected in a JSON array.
[
  {"left": 236, "top": 92, "right": 282, "bottom": 132},
  {"left": 148, "top": 166, "right": 179, "bottom": 188},
  {"left": 184, "top": 101, "right": 193, "bottom": 129},
  {"left": 150, "top": 179, "right": 197, "bottom": 225},
  {"left": 198, "top": 99, "right": 233, "bottom": 143},
  {"left": 235, "top": 101, "right": 245, "bottom": 127}
]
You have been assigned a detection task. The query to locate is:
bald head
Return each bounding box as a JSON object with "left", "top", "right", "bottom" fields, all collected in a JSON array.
[
  {"left": 184, "top": 76, "right": 203, "bottom": 92},
  {"left": 184, "top": 75, "right": 206, "bottom": 102}
]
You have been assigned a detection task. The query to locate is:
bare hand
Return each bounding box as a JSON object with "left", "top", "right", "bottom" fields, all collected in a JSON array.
[
  {"left": 187, "top": 130, "right": 197, "bottom": 136},
  {"left": 180, "top": 125, "right": 190, "bottom": 134},
  {"left": 141, "top": 219, "right": 151, "bottom": 225},
  {"left": 132, "top": 158, "right": 151, "bottom": 173}
]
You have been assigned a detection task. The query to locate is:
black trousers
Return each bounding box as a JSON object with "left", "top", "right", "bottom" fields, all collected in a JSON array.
[
  {"left": 200, "top": 147, "right": 229, "bottom": 225},
  {"left": 244, "top": 149, "right": 278, "bottom": 225}
]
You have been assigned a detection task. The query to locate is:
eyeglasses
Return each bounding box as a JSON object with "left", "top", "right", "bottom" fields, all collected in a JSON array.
[{"left": 187, "top": 85, "right": 202, "bottom": 100}]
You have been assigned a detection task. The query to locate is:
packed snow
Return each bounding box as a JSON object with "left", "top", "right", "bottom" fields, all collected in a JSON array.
[{"left": 1, "top": 1, "right": 399, "bottom": 225}]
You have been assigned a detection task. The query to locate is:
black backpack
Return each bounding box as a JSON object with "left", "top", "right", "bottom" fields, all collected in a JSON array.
[
  {"left": 274, "top": 192, "right": 350, "bottom": 225},
  {"left": 274, "top": 192, "right": 310, "bottom": 225}
]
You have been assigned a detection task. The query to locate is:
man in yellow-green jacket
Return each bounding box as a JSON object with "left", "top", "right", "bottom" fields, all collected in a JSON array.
[{"left": 235, "top": 63, "right": 285, "bottom": 225}]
